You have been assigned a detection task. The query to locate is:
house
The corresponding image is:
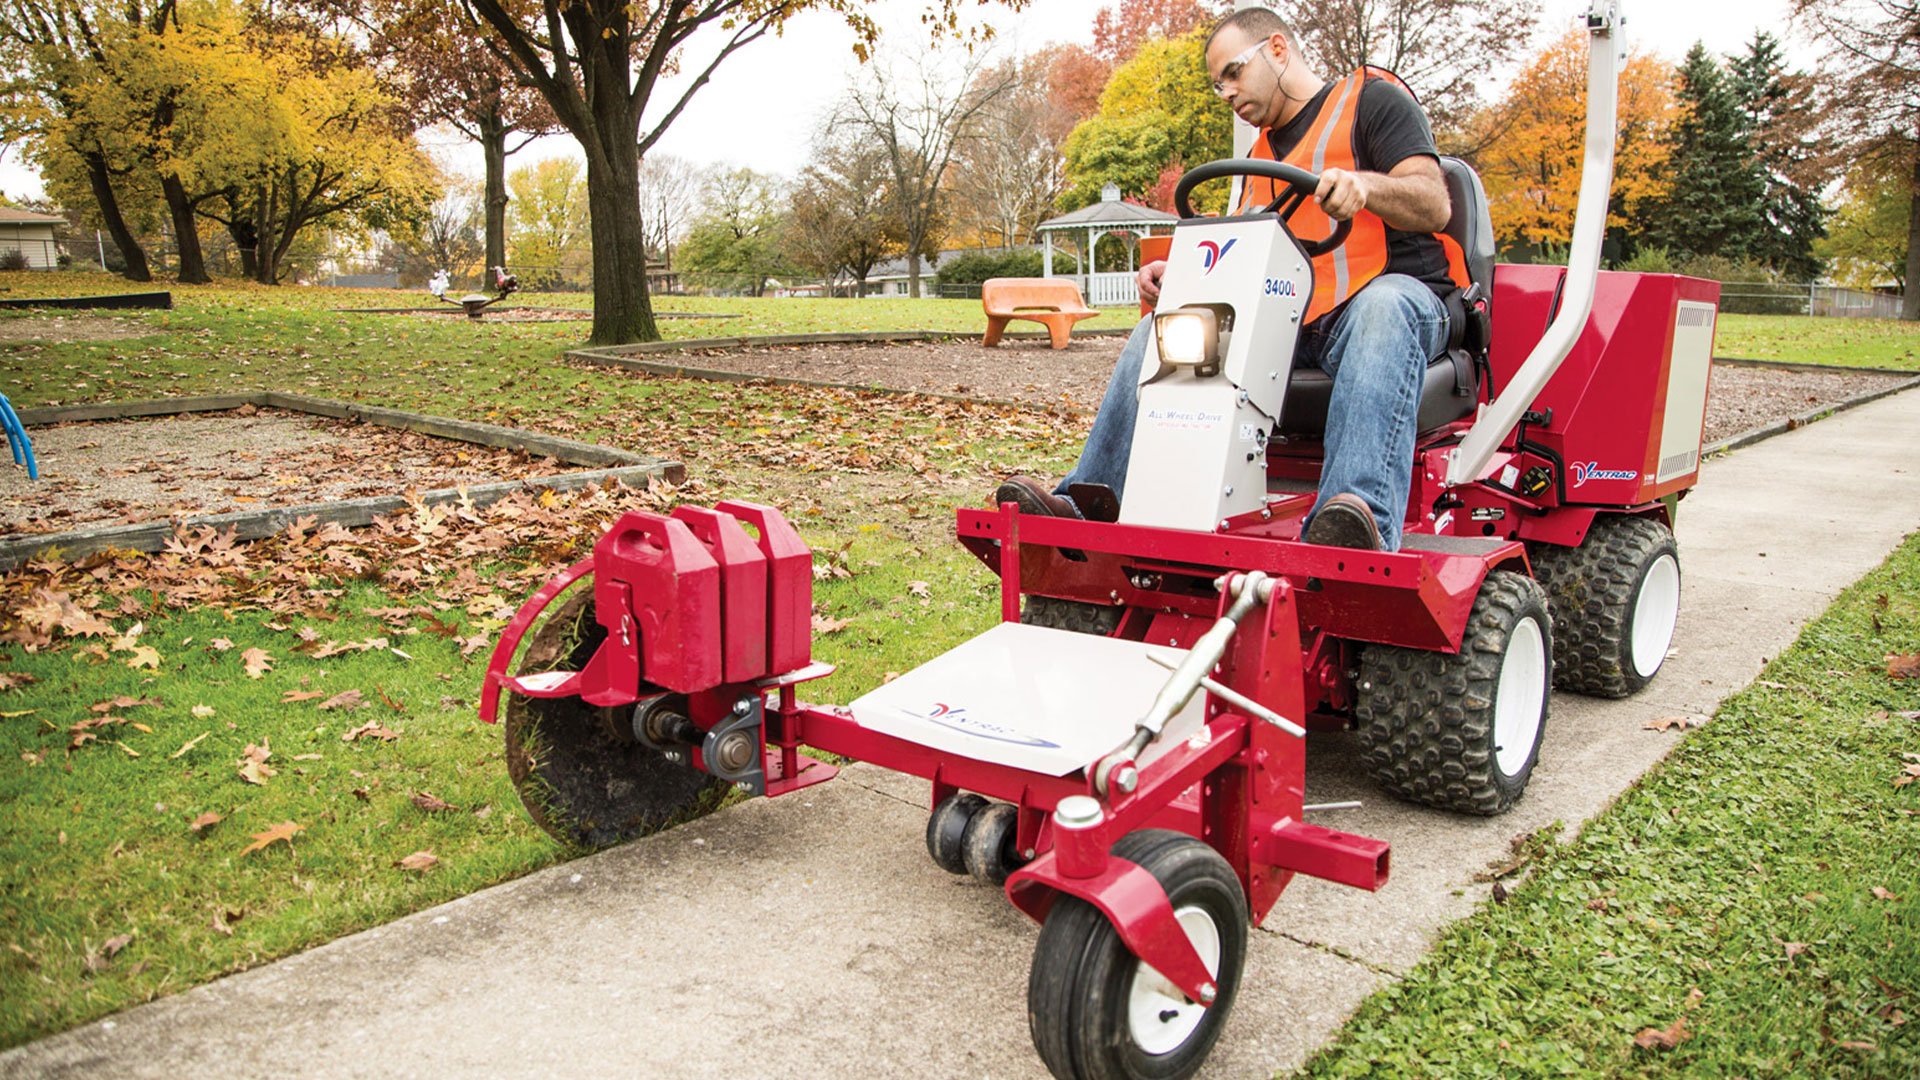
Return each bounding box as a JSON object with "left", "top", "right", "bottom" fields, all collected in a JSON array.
[{"left": 0, "top": 208, "right": 66, "bottom": 270}]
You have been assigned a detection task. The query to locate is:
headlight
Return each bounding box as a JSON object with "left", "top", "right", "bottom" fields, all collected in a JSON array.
[{"left": 1154, "top": 308, "right": 1219, "bottom": 368}]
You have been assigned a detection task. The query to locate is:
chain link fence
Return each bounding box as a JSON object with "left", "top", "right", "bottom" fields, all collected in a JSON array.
[{"left": 1715, "top": 281, "right": 1905, "bottom": 318}]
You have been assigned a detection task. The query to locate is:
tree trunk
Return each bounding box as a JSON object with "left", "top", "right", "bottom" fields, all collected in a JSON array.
[
  {"left": 254, "top": 186, "right": 278, "bottom": 285},
  {"left": 582, "top": 118, "right": 657, "bottom": 344},
  {"left": 84, "top": 151, "right": 150, "bottom": 282},
  {"left": 1905, "top": 140, "right": 1920, "bottom": 321},
  {"left": 161, "top": 173, "right": 210, "bottom": 284},
  {"left": 483, "top": 112, "right": 510, "bottom": 275},
  {"left": 228, "top": 218, "right": 258, "bottom": 280}
]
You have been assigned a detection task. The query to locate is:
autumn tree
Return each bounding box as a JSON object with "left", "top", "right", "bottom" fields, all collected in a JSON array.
[
  {"left": 947, "top": 51, "right": 1067, "bottom": 248},
  {"left": 1042, "top": 44, "right": 1110, "bottom": 143},
  {"left": 786, "top": 134, "right": 898, "bottom": 295},
  {"left": 1791, "top": 0, "right": 1920, "bottom": 318},
  {"left": 383, "top": 177, "right": 483, "bottom": 284},
  {"left": 1471, "top": 30, "right": 1676, "bottom": 256},
  {"left": 1290, "top": 0, "right": 1538, "bottom": 137},
  {"left": 358, "top": 0, "right": 560, "bottom": 275},
  {"left": 457, "top": 1, "right": 1026, "bottom": 344},
  {"left": 831, "top": 46, "right": 1013, "bottom": 297},
  {"left": 1090, "top": 0, "right": 1218, "bottom": 66},
  {"left": 1818, "top": 159, "right": 1911, "bottom": 290},
  {"left": 507, "top": 156, "right": 590, "bottom": 288},
  {"left": 637, "top": 152, "right": 699, "bottom": 268},
  {"left": 1060, "top": 27, "right": 1226, "bottom": 210},
  {"left": 676, "top": 166, "right": 788, "bottom": 296}
]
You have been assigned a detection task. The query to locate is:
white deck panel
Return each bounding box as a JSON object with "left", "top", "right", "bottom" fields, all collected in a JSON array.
[{"left": 849, "top": 622, "right": 1204, "bottom": 776}]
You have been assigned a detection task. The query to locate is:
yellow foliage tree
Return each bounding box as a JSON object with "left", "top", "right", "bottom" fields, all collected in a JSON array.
[{"left": 1471, "top": 30, "right": 1678, "bottom": 253}]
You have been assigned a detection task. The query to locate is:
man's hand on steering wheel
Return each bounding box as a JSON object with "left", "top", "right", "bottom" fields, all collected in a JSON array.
[{"left": 1314, "top": 167, "right": 1369, "bottom": 221}]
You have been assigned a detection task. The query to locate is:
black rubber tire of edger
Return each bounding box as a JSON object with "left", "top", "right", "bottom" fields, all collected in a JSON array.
[{"left": 1530, "top": 515, "right": 1680, "bottom": 698}]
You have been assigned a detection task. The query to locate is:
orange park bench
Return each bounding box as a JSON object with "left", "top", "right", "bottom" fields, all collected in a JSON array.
[{"left": 981, "top": 277, "right": 1100, "bottom": 350}]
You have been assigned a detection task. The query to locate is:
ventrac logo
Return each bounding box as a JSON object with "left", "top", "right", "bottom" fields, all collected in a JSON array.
[
  {"left": 916, "top": 702, "right": 1060, "bottom": 748},
  {"left": 1570, "top": 461, "right": 1639, "bottom": 488},
  {"left": 1197, "top": 238, "right": 1237, "bottom": 273}
]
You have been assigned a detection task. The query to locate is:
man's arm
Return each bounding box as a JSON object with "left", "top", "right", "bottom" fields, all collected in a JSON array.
[{"left": 1313, "top": 156, "right": 1450, "bottom": 233}]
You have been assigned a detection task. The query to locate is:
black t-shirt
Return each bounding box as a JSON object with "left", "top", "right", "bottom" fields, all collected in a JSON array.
[{"left": 1263, "top": 76, "right": 1456, "bottom": 299}]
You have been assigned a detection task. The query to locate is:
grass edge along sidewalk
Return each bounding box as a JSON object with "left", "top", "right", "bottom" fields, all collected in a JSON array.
[{"left": 1298, "top": 531, "right": 1920, "bottom": 1079}]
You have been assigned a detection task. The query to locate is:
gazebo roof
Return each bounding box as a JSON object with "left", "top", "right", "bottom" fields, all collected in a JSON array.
[{"left": 1038, "top": 183, "right": 1178, "bottom": 232}]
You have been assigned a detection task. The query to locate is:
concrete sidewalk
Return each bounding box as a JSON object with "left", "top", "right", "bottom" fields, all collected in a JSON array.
[{"left": 5, "top": 390, "right": 1917, "bottom": 1080}]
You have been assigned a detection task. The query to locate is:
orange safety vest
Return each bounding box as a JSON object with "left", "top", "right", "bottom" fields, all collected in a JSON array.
[{"left": 1238, "top": 67, "right": 1469, "bottom": 325}]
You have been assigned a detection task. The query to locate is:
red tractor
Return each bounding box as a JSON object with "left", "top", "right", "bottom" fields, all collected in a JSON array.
[{"left": 479, "top": 5, "right": 1715, "bottom": 1077}]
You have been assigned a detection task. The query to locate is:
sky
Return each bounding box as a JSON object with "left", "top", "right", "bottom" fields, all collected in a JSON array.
[{"left": 0, "top": 0, "right": 1807, "bottom": 202}]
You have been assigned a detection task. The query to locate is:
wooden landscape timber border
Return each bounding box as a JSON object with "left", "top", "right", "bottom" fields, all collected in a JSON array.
[
  {"left": 0, "top": 291, "right": 173, "bottom": 311},
  {"left": 2, "top": 392, "right": 682, "bottom": 571},
  {"left": 566, "top": 328, "right": 1134, "bottom": 414}
]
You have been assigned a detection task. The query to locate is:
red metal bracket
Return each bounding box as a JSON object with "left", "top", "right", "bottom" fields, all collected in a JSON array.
[
  {"left": 479, "top": 558, "right": 594, "bottom": 725},
  {"left": 1253, "top": 817, "right": 1390, "bottom": 892},
  {"left": 1007, "top": 852, "right": 1219, "bottom": 1007}
]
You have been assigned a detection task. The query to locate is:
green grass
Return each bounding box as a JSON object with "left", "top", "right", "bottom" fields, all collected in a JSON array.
[
  {"left": 1298, "top": 532, "right": 1920, "bottom": 1079},
  {"left": 1717, "top": 313, "right": 1920, "bottom": 371}
]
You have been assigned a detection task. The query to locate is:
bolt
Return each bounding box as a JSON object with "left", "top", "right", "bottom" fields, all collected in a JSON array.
[
  {"left": 733, "top": 698, "right": 753, "bottom": 716},
  {"left": 734, "top": 781, "right": 753, "bottom": 793},
  {"left": 1223, "top": 485, "right": 1234, "bottom": 496},
  {"left": 1115, "top": 765, "right": 1139, "bottom": 794},
  {"left": 1198, "top": 982, "right": 1217, "bottom": 1004},
  {"left": 1237, "top": 389, "right": 1249, "bottom": 404}
]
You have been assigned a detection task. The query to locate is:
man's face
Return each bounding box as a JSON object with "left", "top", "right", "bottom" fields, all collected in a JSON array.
[{"left": 1205, "top": 30, "right": 1285, "bottom": 128}]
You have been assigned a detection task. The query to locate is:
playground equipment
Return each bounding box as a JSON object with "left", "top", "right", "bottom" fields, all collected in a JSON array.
[
  {"left": 1, "top": 393, "right": 36, "bottom": 480},
  {"left": 428, "top": 266, "right": 519, "bottom": 319},
  {"left": 479, "top": 5, "right": 1718, "bottom": 1076}
]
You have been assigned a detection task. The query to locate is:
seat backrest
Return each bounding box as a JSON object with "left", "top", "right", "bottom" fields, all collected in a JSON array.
[
  {"left": 981, "top": 277, "right": 1090, "bottom": 313},
  {"left": 1438, "top": 157, "right": 1493, "bottom": 292}
]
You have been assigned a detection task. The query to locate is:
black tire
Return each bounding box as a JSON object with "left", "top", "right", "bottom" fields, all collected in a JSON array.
[
  {"left": 1530, "top": 516, "right": 1681, "bottom": 698},
  {"left": 926, "top": 792, "right": 987, "bottom": 875},
  {"left": 1022, "top": 596, "right": 1123, "bottom": 636},
  {"left": 961, "top": 801, "right": 1025, "bottom": 885},
  {"left": 1027, "top": 830, "right": 1247, "bottom": 1080},
  {"left": 1354, "top": 570, "right": 1551, "bottom": 815},
  {"left": 503, "top": 590, "right": 730, "bottom": 849}
]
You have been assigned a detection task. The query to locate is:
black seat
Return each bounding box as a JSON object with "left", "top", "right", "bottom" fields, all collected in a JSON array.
[{"left": 1276, "top": 156, "right": 1494, "bottom": 437}]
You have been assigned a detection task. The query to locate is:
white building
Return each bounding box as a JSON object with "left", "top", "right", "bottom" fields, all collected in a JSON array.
[{"left": 0, "top": 208, "right": 65, "bottom": 269}]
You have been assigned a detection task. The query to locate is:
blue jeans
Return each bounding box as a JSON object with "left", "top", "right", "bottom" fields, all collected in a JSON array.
[{"left": 1056, "top": 274, "right": 1449, "bottom": 551}]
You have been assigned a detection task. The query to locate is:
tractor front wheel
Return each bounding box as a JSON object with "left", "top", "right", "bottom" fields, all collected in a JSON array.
[
  {"left": 503, "top": 590, "right": 730, "bottom": 849},
  {"left": 1531, "top": 515, "right": 1680, "bottom": 697},
  {"left": 1027, "top": 830, "right": 1247, "bottom": 1080},
  {"left": 1354, "top": 570, "right": 1551, "bottom": 815}
]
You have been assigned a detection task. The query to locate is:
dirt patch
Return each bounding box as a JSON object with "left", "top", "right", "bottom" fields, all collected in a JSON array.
[
  {"left": 0, "top": 315, "right": 151, "bottom": 342},
  {"left": 0, "top": 408, "right": 576, "bottom": 535},
  {"left": 658, "top": 338, "right": 1912, "bottom": 444},
  {"left": 405, "top": 307, "right": 592, "bottom": 323}
]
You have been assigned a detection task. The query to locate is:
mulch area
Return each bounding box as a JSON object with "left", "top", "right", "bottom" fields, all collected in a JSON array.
[
  {"left": 0, "top": 407, "right": 576, "bottom": 536},
  {"left": 665, "top": 337, "right": 1913, "bottom": 445}
]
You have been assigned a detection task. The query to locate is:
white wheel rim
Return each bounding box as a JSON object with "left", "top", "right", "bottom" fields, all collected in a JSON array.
[
  {"left": 1494, "top": 615, "right": 1547, "bottom": 778},
  {"left": 1630, "top": 554, "right": 1681, "bottom": 679},
  {"left": 1126, "top": 905, "right": 1220, "bottom": 1055}
]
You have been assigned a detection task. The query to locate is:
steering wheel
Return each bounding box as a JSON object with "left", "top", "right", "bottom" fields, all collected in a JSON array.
[{"left": 1172, "top": 158, "right": 1353, "bottom": 258}]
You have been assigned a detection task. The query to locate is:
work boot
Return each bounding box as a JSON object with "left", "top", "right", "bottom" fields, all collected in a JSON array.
[
  {"left": 1303, "top": 493, "right": 1383, "bottom": 550},
  {"left": 993, "top": 476, "right": 1082, "bottom": 519}
]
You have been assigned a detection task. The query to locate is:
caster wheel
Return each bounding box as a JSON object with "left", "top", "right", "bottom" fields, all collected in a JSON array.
[
  {"left": 1355, "top": 570, "right": 1551, "bottom": 815},
  {"left": 1027, "top": 830, "right": 1247, "bottom": 1080},
  {"left": 961, "top": 801, "right": 1025, "bottom": 885},
  {"left": 926, "top": 792, "right": 988, "bottom": 875}
]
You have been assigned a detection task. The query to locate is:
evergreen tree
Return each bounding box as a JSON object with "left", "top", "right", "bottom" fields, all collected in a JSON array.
[
  {"left": 1649, "top": 43, "right": 1765, "bottom": 263},
  {"left": 1729, "top": 31, "right": 1827, "bottom": 280}
]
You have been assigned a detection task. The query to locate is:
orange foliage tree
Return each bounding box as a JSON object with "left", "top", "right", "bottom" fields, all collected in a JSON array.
[{"left": 1471, "top": 30, "right": 1678, "bottom": 254}]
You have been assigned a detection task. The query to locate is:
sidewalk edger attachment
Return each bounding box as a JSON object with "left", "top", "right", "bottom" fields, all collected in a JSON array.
[{"left": 479, "top": 6, "right": 1717, "bottom": 1076}]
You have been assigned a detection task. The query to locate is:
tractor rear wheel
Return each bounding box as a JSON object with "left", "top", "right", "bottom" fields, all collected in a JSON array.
[
  {"left": 1022, "top": 596, "right": 1123, "bottom": 636},
  {"left": 1530, "top": 516, "right": 1680, "bottom": 698},
  {"left": 1027, "top": 830, "right": 1246, "bottom": 1080},
  {"left": 1354, "top": 570, "right": 1551, "bottom": 815},
  {"left": 503, "top": 590, "right": 730, "bottom": 849}
]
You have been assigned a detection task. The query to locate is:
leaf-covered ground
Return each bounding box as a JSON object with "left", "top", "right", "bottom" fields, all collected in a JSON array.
[{"left": 1299, "top": 533, "right": 1920, "bottom": 1078}]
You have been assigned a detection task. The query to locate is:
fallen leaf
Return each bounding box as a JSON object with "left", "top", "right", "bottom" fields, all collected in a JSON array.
[
  {"left": 210, "top": 638, "right": 234, "bottom": 651},
  {"left": 114, "top": 741, "right": 140, "bottom": 757},
  {"left": 210, "top": 912, "right": 233, "bottom": 936},
  {"left": 1889, "top": 654, "right": 1920, "bottom": 679},
  {"left": 376, "top": 686, "right": 405, "bottom": 712},
  {"left": 1633, "top": 1016, "right": 1690, "bottom": 1051},
  {"left": 241, "top": 648, "right": 273, "bottom": 679},
  {"left": 281, "top": 690, "right": 326, "bottom": 703},
  {"left": 342, "top": 721, "right": 399, "bottom": 742},
  {"left": 0, "top": 672, "right": 37, "bottom": 691},
  {"left": 170, "top": 731, "right": 210, "bottom": 759},
  {"left": 411, "top": 791, "right": 456, "bottom": 813},
  {"left": 84, "top": 933, "right": 134, "bottom": 973},
  {"left": 907, "top": 580, "right": 931, "bottom": 598},
  {"left": 316, "top": 690, "right": 365, "bottom": 711},
  {"left": 189, "top": 811, "right": 223, "bottom": 833},
  {"left": 236, "top": 742, "right": 275, "bottom": 785},
  {"left": 811, "top": 613, "right": 850, "bottom": 634},
  {"left": 90, "top": 696, "right": 160, "bottom": 714},
  {"left": 1784, "top": 941, "right": 1810, "bottom": 961},
  {"left": 394, "top": 850, "right": 438, "bottom": 872},
  {"left": 1871, "top": 887, "right": 1901, "bottom": 901},
  {"left": 129, "top": 722, "right": 152, "bottom": 734},
  {"left": 240, "top": 821, "right": 304, "bottom": 855},
  {"left": 0, "top": 709, "right": 36, "bottom": 718},
  {"left": 1643, "top": 715, "right": 1699, "bottom": 732},
  {"left": 191, "top": 704, "right": 216, "bottom": 719},
  {"left": 124, "top": 645, "right": 162, "bottom": 671}
]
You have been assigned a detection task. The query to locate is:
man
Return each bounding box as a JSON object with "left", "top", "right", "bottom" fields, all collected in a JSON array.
[{"left": 997, "top": 7, "right": 1466, "bottom": 551}]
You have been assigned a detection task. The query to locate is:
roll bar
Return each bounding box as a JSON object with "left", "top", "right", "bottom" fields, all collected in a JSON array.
[{"left": 1445, "top": 1, "right": 1621, "bottom": 487}]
